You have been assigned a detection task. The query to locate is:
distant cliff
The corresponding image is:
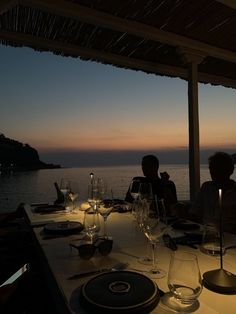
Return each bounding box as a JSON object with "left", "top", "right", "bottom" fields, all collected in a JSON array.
[{"left": 0, "top": 134, "right": 61, "bottom": 172}]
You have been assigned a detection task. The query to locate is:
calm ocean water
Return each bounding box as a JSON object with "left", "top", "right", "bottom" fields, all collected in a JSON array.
[{"left": 1, "top": 164, "right": 236, "bottom": 212}]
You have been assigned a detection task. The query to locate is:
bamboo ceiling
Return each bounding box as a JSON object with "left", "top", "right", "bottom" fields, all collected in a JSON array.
[{"left": 1, "top": 0, "right": 236, "bottom": 88}]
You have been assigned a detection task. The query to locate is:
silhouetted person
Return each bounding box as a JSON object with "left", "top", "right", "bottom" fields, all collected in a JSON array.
[
  {"left": 125, "top": 155, "right": 177, "bottom": 215},
  {"left": 189, "top": 152, "right": 236, "bottom": 233}
]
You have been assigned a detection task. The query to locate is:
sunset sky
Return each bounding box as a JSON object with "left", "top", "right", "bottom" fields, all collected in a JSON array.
[{"left": 1, "top": 44, "right": 236, "bottom": 166}]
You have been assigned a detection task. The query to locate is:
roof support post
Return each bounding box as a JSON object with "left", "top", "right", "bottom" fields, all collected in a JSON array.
[{"left": 178, "top": 49, "right": 205, "bottom": 202}]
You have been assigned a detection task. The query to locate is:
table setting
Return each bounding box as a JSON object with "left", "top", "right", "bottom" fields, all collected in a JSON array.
[{"left": 23, "top": 177, "right": 236, "bottom": 314}]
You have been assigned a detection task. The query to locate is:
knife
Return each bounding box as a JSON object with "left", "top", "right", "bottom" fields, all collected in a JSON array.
[{"left": 67, "top": 262, "right": 128, "bottom": 280}]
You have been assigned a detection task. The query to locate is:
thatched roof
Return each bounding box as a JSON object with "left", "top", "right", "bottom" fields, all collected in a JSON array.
[{"left": 1, "top": 0, "right": 236, "bottom": 88}]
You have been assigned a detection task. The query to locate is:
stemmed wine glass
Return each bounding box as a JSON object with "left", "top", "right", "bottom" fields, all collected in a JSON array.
[
  {"left": 139, "top": 182, "right": 153, "bottom": 201},
  {"left": 68, "top": 181, "right": 79, "bottom": 213},
  {"left": 142, "top": 198, "right": 169, "bottom": 278},
  {"left": 129, "top": 179, "right": 141, "bottom": 217},
  {"left": 84, "top": 210, "right": 99, "bottom": 243},
  {"left": 98, "top": 187, "right": 114, "bottom": 238},
  {"left": 137, "top": 182, "right": 153, "bottom": 265},
  {"left": 87, "top": 178, "right": 101, "bottom": 233},
  {"left": 87, "top": 179, "right": 100, "bottom": 212},
  {"left": 60, "top": 178, "right": 71, "bottom": 210}
]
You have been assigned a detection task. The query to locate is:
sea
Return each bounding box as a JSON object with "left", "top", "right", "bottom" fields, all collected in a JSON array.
[{"left": 1, "top": 164, "right": 236, "bottom": 213}]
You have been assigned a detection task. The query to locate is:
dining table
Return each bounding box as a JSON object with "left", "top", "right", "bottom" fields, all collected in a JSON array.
[{"left": 23, "top": 203, "right": 236, "bottom": 314}]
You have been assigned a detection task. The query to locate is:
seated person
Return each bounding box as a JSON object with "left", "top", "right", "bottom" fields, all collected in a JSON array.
[
  {"left": 125, "top": 155, "right": 178, "bottom": 215},
  {"left": 189, "top": 152, "right": 236, "bottom": 234}
]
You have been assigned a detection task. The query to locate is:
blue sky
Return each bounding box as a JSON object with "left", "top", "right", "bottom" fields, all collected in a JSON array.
[{"left": 1, "top": 44, "right": 236, "bottom": 166}]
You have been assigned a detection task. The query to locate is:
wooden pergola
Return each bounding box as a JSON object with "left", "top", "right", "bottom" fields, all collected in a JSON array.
[{"left": 1, "top": 0, "right": 236, "bottom": 201}]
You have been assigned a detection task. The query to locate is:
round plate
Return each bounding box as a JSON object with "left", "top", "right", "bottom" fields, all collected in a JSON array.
[
  {"left": 43, "top": 221, "right": 83, "bottom": 235},
  {"left": 80, "top": 270, "right": 160, "bottom": 313},
  {"left": 172, "top": 221, "right": 200, "bottom": 231}
]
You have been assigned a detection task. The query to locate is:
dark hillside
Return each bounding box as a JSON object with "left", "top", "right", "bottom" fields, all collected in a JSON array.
[{"left": 0, "top": 134, "right": 60, "bottom": 172}]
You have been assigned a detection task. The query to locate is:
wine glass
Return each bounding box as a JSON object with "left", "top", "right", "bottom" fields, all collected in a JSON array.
[
  {"left": 87, "top": 179, "right": 101, "bottom": 212},
  {"left": 129, "top": 179, "right": 141, "bottom": 200},
  {"left": 84, "top": 210, "right": 99, "bottom": 243},
  {"left": 129, "top": 179, "right": 141, "bottom": 217},
  {"left": 137, "top": 183, "right": 154, "bottom": 265},
  {"left": 139, "top": 182, "right": 153, "bottom": 201},
  {"left": 98, "top": 187, "right": 114, "bottom": 238},
  {"left": 60, "top": 178, "right": 71, "bottom": 210},
  {"left": 68, "top": 181, "right": 79, "bottom": 213},
  {"left": 87, "top": 179, "right": 101, "bottom": 233},
  {"left": 164, "top": 251, "right": 202, "bottom": 312},
  {"left": 142, "top": 199, "right": 168, "bottom": 278}
]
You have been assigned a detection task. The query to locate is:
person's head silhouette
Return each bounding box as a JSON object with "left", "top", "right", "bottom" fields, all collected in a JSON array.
[
  {"left": 141, "top": 155, "right": 159, "bottom": 178},
  {"left": 208, "top": 152, "right": 234, "bottom": 187}
]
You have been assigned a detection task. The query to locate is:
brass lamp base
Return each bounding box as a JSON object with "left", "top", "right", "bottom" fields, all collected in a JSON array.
[{"left": 203, "top": 269, "right": 236, "bottom": 294}]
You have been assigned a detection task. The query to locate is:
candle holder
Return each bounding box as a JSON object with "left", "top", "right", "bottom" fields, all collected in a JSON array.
[{"left": 203, "top": 189, "right": 236, "bottom": 294}]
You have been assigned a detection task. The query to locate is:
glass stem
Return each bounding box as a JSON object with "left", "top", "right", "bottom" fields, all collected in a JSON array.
[
  {"left": 146, "top": 239, "right": 152, "bottom": 261},
  {"left": 103, "top": 217, "right": 108, "bottom": 238},
  {"left": 151, "top": 242, "right": 156, "bottom": 271}
]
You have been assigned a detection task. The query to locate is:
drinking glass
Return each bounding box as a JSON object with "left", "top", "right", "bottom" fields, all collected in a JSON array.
[
  {"left": 200, "top": 224, "right": 225, "bottom": 256},
  {"left": 136, "top": 185, "right": 153, "bottom": 265},
  {"left": 87, "top": 179, "right": 101, "bottom": 211},
  {"left": 60, "top": 178, "right": 71, "bottom": 210},
  {"left": 142, "top": 200, "right": 168, "bottom": 278},
  {"left": 87, "top": 179, "right": 102, "bottom": 233},
  {"left": 129, "top": 179, "right": 141, "bottom": 217},
  {"left": 68, "top": 181, "right": 79, "bottom": 213},
  {"left": 139, "top": 182, "right": 153, "bottom": 201},
  {"left": 166, "top": 251, "right": 202, "bottom": 311},
  {"left": 129, "top": 179, "right": 141, "bottom": 201},
  {"left": 84, "top": 210, "right": 99, "bottom": 243},
  {"left": 98, "top": 188, "right": 114, "bottom": 238}
]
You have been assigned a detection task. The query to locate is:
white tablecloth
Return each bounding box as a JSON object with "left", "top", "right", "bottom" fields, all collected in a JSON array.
[{"left": 24, "top": 204, "right": 236, "bottom": 313}]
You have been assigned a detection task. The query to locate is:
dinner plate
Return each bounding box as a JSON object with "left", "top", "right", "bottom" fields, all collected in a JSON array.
[
  {"left": 171, "top": 220, "right": 200, "bottom": 231},
  {"left": 43, "top": 221, "right": 83, "bottom": 235},
  {"left": 80, "top": 270, "right": 160, "bottom": 313}
]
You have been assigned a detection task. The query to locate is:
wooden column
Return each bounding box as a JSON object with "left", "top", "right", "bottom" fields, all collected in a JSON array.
[
  {"left": 188, "top": 60, "right": 200, "bottom": 202},
  {"left": 178, "top": 49, "right": 205, "bottom": 202}
]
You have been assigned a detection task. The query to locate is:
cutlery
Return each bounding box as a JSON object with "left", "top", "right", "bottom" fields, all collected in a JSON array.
[{"left": 67, "top": 262, "right": 129, "bottom": 280}]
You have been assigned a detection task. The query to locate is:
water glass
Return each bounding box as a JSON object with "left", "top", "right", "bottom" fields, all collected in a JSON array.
[
  {"left": 84, "top": 210, "right": 100, "bottom": 242},
  {"left": 200, "top": 224, "right": 225, "bottom": 256},
  {"left": 167, "top": 251, "right": 202, "bottom": 311},
  {"left": 60, "top": 178, "right": 71, "bottom": 211}
]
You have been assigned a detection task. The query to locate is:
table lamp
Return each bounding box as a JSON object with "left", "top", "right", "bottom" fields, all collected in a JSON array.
[{"left": 203, "top": 189, "right": 236, "bottom": 294}]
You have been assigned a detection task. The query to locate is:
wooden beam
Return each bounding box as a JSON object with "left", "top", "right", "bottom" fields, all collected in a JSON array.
[
  {"left": 1, "top": 30, "right": 236, "bottom": 89},
  {"left": 216, "top": 0, "right": 236, "bottom": 10},
  {"left": 0, "top": 0, "right": 17, "bottom": 15},
  {"left": 20, "top": 0, "right": 236, "bottom": 64}
]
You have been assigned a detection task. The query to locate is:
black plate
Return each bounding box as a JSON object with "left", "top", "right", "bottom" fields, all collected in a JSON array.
[
  {"left": 172, "top": 221, "right": 200, "bottom": 231},
  {"left": 43, "top": 221, "right": 83, "bottom": 235},
  {"left": 80, "top": 270, "right": 160, "bottom": 313}
]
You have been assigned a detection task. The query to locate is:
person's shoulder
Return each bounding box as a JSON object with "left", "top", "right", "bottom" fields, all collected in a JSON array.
[
  {"left": 200, "top": 181, "right": 216, "bottom": 192},
  {"left": 132, "top": 176, "right": 146, "bottom": 181},
  {"left": 201, "top": 180, "right": 213, "bottom": 187},
  {"left": 230, "top": 180, "right": 236, "bottom": 189},
  {"left": 160, "top": 179, "right": 175, "bottom": 187}
]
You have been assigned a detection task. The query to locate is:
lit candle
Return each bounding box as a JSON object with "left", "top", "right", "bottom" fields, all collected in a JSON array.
[
  {"left": 90, "top": 172, "right": 94, "bottom": 184},
  {"left": 219, "top": 189, "right": 222, "bottom": 208}
]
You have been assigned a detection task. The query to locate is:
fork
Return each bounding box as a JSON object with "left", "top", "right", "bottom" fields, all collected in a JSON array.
[{"left": 67, "top": 262, "right": 129, "bottom": 279}]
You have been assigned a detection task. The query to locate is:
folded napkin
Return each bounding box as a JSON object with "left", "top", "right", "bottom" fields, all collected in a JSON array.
[
  {"left": 43, "top": 221, "right": 84, "bottom": 236},
  {"left": 34, "top": 204, "right": 65, "bottom": 213}
]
